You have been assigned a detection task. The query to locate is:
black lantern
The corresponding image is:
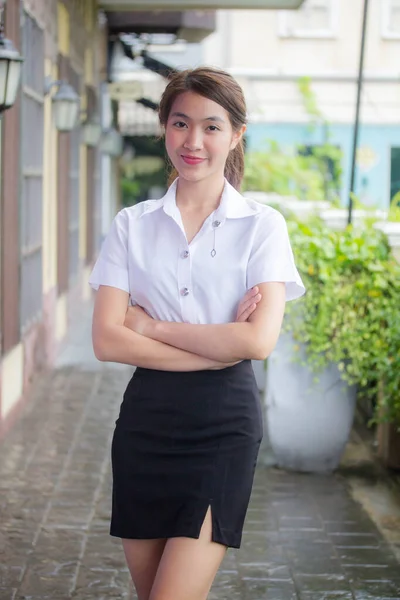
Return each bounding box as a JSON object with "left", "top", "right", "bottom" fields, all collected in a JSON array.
[{"left": 0, "top": 3, "right": 23, "bottom": 113}]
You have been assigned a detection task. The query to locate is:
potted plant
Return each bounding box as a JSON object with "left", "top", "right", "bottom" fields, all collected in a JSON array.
[{"left": 265, "top": 216, "right": 400, "bottom": 473}]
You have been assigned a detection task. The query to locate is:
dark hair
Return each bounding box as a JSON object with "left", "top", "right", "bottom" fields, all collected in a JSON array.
[{"left": 158, "top": 67, "right": 247, "bottom": 190}]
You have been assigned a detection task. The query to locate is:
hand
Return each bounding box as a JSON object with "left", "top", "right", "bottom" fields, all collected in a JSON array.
[
  {"left": 124, "top": 305, "right": 154, "bottom": 336},
  {"left": 235, "top": 286, "right": 262, "bottom": 322}
]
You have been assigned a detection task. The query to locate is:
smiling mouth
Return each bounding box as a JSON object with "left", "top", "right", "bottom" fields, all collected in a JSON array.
[{"left": 181, "top": 155, "right": 207, "bottom": 164}]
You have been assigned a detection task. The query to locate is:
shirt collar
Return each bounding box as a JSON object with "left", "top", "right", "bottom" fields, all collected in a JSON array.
[
  {"left": 139, "top": 178, "right": 261, "bottom": 221},
  {"left": 219, "top": 180, "right": 261, "bottom": 220}
]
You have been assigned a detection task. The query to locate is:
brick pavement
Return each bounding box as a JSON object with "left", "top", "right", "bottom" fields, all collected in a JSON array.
[{"left": 1, "top": 304, "right": 400, "bottom": 599}]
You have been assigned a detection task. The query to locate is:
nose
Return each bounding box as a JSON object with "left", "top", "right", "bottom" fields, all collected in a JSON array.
[{"left": 183, "top": 127, "right": 203, "bottom": 151}]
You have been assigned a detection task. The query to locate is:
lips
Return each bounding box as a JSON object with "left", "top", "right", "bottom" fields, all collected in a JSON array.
[{"left": 181, "top": 155, "right": 206, "bottom": 165}]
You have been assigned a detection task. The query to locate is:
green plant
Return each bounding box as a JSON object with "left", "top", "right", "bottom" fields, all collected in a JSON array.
[
  {"left": 388, "top": 192, "right": 400, "bottom": 222},
  {"left": 296, "top": 76, "right": 343, "bottom": 203},
  {"left": 243, "top": 77, "right": 344, "bottom": 202},
  {"left": 119, "top": 136, "right": 168, "bottom": 207},
  {"left": 121, "top": 178, "right": 141, "bottom": 207},
  {"left": 120, "top": 155, "right": 168, "bottom": 207},
  {"left": 298, "top": 143, "right": 343, "bottom": 204},
  {"left": 297, "top": 76, "right": 325, "bottom": 130},
  {"left": 243, "top": 141, "right": 327, "bottom": 201},
  {"left": 284, "top": 216, "right": 400, "bottom": 427}
]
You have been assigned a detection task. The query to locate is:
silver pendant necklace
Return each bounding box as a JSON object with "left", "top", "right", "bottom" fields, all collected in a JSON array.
[{"left": 211, "top": 220, "right": 220, "bottom": 258}]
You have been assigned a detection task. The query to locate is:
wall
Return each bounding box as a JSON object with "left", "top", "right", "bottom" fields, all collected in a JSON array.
[
  {"left": 0, "top": 0, "right": 105, "bottom": 435},
  {"left": 246, "top": 122, "right": 400, "bottom": 208},
  {"left": 202, "top": 0, "right": 400, "bottom": 207}
]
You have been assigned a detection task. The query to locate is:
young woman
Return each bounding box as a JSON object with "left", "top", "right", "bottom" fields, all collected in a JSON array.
[{"left": 89, "top": 67, "right": 305, "bottom": 600}]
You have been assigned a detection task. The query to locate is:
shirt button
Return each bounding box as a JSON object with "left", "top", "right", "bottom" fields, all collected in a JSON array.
[
  {"left": 181, "top": 250, "right": 189, "bottom": 259},
  {"left": 180, "top": 287, "right": 189, "bottom": 297},
  {"left": 212, "top": 220, "right": 221, "bottom": 228}
]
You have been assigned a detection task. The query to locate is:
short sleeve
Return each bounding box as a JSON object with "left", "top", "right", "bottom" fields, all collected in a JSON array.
[
  {"left": 247, "top": 209, "right": 305, "bottom": 302},
  {"left": 88, "top": 209, "right": 130, "bottom": 293}
]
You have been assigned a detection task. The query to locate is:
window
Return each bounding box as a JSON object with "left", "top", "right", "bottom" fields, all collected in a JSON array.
[
  {"left": 68, "top": 65, "right": 81, "bottom": 283},
  {"left": 20, "top": 11, "right": 44, "bottom": 333},
  {"left": 279, "top": 0, "right": 338, "bottom": 39},
  {"left": 297, "top": 144, "right": 342, "bottom": 203},
  {"left": 390, "top": 148, "right": 400, "bottom": 203},
  {"left": 382, "top": 0, "right": 400, "bottom": 39}
]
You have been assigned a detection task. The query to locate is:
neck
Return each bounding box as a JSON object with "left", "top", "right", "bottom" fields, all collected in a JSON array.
[{"left": 175, "top": 173, "right": 226, "bottom": 213}]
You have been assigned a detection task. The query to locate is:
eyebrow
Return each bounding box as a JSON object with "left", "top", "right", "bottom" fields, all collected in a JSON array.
[{"left": 170, "top": 112, "right": 225, "bottom": 123}]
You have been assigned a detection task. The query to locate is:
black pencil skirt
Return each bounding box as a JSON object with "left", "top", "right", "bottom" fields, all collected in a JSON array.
[{"left": 110, "top": 359, "right": 263, "bottom": 549}]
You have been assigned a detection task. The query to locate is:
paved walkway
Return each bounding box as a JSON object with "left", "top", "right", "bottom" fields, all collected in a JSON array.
[{"left": 1, "top": 302, "right": 400, "bottom": 600}]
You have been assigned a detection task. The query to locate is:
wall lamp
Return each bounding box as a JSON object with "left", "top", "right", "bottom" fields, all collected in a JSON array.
[
  {"left": 0, "top": 1, "right": 23, "bottom": 113},
  {"left": 44, "top": 75, "right": 80, "bottom": 132},
  {"left": 81, "top": 113, "right": 102, "bottom": 147},
  {"left": 100, "top": 127, "right": 123, "bottom": 157}
]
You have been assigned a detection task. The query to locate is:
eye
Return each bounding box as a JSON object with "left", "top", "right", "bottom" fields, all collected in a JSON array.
[
  {"left": 173, "top": 121, "right": 187, "bottom": 129},
  {"left": 207, "top": 125, "right": 220, "bottom": 132}
]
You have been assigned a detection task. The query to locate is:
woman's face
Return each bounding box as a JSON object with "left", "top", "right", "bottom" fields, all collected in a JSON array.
[{"left": 165, "top": 90, "right": 245, "bottom": 185}]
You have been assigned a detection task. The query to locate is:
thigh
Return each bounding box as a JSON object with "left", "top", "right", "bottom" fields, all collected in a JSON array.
[
  {"left": 122, "top": 538, "right": 167, "bottom": 600},
  {"left": 149, "top": 508, "right": 227, "bottom": 600}
]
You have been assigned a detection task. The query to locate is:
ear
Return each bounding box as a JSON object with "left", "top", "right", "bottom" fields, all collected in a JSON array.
[{"left": 230, "top": 124, "right": 246, "bottom": 151}]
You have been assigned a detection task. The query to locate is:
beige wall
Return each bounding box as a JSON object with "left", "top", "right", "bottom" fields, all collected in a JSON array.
[
  {"left": 203, "top": 0, "right": 400, "bottom": 124},
  {"left": 42, "top": 60, "right": 58, "bottom": 295}
]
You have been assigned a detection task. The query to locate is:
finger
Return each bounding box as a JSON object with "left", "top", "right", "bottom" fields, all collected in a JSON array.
[
  {"left": 238, "top": 294, "right": 262, "bottom": 314},
  {"left": 236, "top": 293, "right": 262, "bottom": 320},
  {"left": 247, "top": 292, "right": 262, "bottom": 306},
  {"left": 237, "top": 302, "right": 257, "bottom": 322},
  {"left": 237, "top": 303, "right": 257, "bottom": 322},
  {"left": 238, "top": 287, "right": 258, "bottom": 309},
  {"left": 240, "top": 292, "right": 261, "bottom": 311},
  {"left": 244, "top": 286, "right": 259, "bottom": 302}
]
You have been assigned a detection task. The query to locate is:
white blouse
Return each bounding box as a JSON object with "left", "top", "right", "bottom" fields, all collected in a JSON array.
[{"left": 89, "top": 178, "right": 305, "bottom": 324}]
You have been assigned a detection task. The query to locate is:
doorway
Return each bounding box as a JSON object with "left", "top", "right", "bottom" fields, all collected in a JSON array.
[{"left": 390, "top": 147, "right": 400, "bottom": 204}]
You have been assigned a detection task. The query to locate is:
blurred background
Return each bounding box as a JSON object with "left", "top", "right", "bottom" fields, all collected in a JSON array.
[
  {"left": 113, "top": 1, "right": 399, "bottom": 211},
  {"left": 1, "top": 0, "right": 400, "bottom": 472},
  {"left": 0, "top": 0, "right": 399, "bottom": 468},
  {"left": 1, "top": 2, "right": 400, "bottom": 598}
]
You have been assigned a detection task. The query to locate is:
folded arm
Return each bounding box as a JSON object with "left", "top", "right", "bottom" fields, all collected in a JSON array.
[
  {"left": 139, "top": 282, "right": 286, "bottom": 362},
  {"left": 92, "top": 285, "right": 237, "bottom": 371}
]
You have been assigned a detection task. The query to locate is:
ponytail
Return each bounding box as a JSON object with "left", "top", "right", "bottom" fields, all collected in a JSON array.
[
  {"left": 224, "top": 139, "right": 245, "bottom": 191},
  {"left": 167, "top": 165, "right": 179, "bottom": 188}
]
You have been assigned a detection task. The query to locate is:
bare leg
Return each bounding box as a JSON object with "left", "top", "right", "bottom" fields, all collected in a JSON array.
[
  {"left": 122, "top": 538, "right": 167, "bottom": 600},
  {"left": 149, "top": 507, "right": 227, "bottom": 600}
]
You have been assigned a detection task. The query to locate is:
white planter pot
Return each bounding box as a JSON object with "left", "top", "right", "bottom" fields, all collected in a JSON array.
[
  {"left": 320, "top": 208, "right": 388, "bottom": 231},
  {"left": 243, "top": 191, "right": 298, "bottom": 206},
  {"left": 374, "top": 221, "right": 400, "bottom": 248},
  {"left": 251, "top": 359, "right": 266, "bottom": 392},
  {"left": 264, "top": 333, "right": 357, "bottom": 473},
  {"left": 244, "top": 192, "right": 332, "bottom": 220}
]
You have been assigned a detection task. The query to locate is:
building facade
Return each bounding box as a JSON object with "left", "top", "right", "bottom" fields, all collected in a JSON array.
[
  {"left": 0, "top": 0, "right": 118, "bottom": 433},
  {"left": 202, "top": 0, "right": 400, "bottom": 208}
]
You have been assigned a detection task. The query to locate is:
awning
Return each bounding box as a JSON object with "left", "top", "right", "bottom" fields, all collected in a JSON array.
[
  {"left": 99, "top": 1, "right": 304, "bottom": 9},
  {"left": 117, "top": 72, "right": 165, "bottom": 136},
  {"left": 106, "top": 10, "right": 216, "bottom": 43}
]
